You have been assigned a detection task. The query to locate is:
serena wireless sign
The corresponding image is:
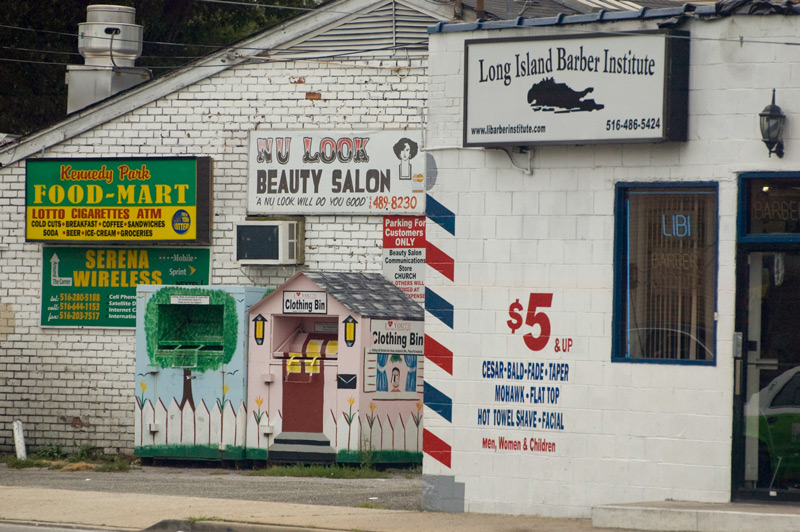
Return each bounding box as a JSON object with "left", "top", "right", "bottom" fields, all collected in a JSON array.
[{"left": 463, "top": 31, "right": 689, "bottom": 147}]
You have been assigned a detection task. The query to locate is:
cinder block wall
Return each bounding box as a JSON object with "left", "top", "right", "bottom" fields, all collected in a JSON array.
[
  {"left": 422, "top": 15, "right": 800, "bottom": 517},
  {"left": 0, "top": 56, "right": 427, "bottom": 454}
]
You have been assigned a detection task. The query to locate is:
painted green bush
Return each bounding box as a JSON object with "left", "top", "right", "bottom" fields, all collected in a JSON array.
[{"left": 144, "top": 287, "right": 239, "bottom": 408}]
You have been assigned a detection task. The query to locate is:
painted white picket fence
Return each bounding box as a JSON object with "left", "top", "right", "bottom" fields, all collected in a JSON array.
[{"left": 134, "top": 399, "right": 423, "bottom": 453}]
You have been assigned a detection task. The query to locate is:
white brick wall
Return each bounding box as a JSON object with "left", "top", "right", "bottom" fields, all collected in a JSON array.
[
  {"left": 0, "top": 55, "right": 427, "bottom": 454},
  {"left": 423, "top": 15, "right": 800, "bottom": 517}
]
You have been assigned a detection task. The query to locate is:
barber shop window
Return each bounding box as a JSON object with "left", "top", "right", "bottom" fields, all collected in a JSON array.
[{"left": 612, "top": 184, "right": 718, "bottom": 364}]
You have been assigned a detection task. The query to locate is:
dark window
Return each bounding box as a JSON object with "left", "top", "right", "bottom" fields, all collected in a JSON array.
[{"left": 613, "top": 185, "right": 718, "bottom": 363}]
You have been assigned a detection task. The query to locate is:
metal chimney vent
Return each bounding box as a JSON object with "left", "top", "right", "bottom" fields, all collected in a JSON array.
[
  {"left": 78, "top": 5, "right": 143, "bottom": 67},
  {"left": 66, "top": 4, "right": 151, "bottom": 114}
]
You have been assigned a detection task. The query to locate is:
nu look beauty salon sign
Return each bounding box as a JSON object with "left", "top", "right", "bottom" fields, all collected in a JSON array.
[
  {"left": 464, "top": 31, "right": 689, "bottom": 147},
  {"left": 247, "top": 130, "right": 425, "bottom": 215}
]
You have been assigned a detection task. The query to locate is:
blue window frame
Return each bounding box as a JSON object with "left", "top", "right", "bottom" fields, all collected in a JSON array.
[
  {"left": 612, "top": 182, "right": 718, "bottom": 364},
  {"left": 738, "top": 172, "right": 800, "bottom": 244}
]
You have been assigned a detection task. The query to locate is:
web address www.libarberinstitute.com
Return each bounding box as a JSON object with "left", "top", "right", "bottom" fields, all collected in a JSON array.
[{"left": 471, "top": 124, "right": 546, "bottom": 135}]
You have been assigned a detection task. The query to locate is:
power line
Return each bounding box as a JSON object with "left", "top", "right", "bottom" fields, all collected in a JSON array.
[
  {"left": 3, "top": 10, "right": 800, "bottom": 64},
  {"left": 0, "top": 23, "right": 74, "bottom": 39},
  {"left": 0, "top": 39, "right": 429, "bottom": 70},
  {"left": 0, "top": 22, "right": 254, "bottom": 50},
  {"left": 0, "top": 45, "right": 81, "bottom": 58},
  {"left": 0, "top": 56, "right": 71, "bottom": 67},
  {"left": 195, "top": 0, "right": 317, "bottom": 12},
  {"left": 0, "top": 42, "right": 237, "bottom": 60}
]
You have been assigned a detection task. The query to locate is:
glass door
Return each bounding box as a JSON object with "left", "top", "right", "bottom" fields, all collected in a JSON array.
[{"left": 736, "top": 250, "right": 800, "bottom": 497}]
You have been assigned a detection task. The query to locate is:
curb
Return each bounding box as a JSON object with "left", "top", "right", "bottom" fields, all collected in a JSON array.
[
  {"left": 142, "top": 520, "right": 347, "bottom": 532},
  {"left": 0, "top": 520, "right": 133, "bottom": 532}
]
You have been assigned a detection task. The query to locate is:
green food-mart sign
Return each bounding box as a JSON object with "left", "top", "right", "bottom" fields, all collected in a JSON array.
[{"left": 41, "top": 246, "right": 210, "bottom": 328}]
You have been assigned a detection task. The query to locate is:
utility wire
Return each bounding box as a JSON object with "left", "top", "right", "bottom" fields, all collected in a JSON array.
[
  {"left": 0, "top": 56, "right": 71, "bottom": 66},
  {"left": 0, "top": 45, "right": 82, "bottom": 58},
  {"left": 0, "top": 22, "right": 255, "bottom": 50},
  {"left": 0, "top": 43, "right": 223, "bottom": 61},
  {"left": 195, "top": 0, "right": 317, "bottom": 12},
  {"left": 3, "top": 10, "right": 800, "bottom": 62},
  {"left": 0, "top": 39, "right": 429, "bottom": 69}
]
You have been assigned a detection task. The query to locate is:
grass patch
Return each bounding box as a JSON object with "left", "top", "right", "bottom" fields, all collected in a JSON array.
[
  {"left": 356, "top": 502, "right": 386, "bottom": 509},
  {"left": 187, "top": 516, "right": 221, "bottom": 523},
  {"left": 34, "top": 444, "right": 65, "bottom": 460},
  {"left": 402, "top": 465, "right": 422, "bottom": 478},
  {"left": 4, "top": 457, "right": 51, "bottom": 469},
  {"left": 0, "top": 450, "right": 138, "bottom": 473},
  {"left": 95, "top": 459, "right": 132, "bottom": 473},
  {"left": 249, "top": 464, "right": 390, "bottom": 479}
]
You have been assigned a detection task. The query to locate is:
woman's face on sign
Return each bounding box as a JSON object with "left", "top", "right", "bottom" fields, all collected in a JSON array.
[{"left": 400, "top": 143, "right": 411, "bottom": 161}]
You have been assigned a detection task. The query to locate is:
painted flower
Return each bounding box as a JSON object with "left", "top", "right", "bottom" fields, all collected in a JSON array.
[
  {"left": 369, "top": 402, "right": 377, "bottom": 413},
  {"left": 136, "top": 381, "right": 148, "bottom": 409},
  {"left": 253, "top": 395, "right": 265, "bottom": 424},
  {"left": 412, "top": 401, "right": 423, "bottom": 427},
  {"left": 347, "top": 396, "right": 355, "bottom": 407},
  {"left": 223, "top": 384, "right": 230, "bottom": 395}
]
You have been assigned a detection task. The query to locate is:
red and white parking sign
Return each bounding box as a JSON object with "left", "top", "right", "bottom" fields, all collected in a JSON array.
[{"left": 382, "top": 216, "right": 425, "bottom": 305}]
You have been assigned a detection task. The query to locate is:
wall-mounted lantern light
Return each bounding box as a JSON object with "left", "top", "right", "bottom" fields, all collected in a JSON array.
[
  {"left": 343, "top": 315, "right": 358, "bottom": 347},
  {"left": 252, "top": 314, "right": 267, "bottom": 345},
  {"left": 760, "top": 89, "right": 786, "bottom": 158}
]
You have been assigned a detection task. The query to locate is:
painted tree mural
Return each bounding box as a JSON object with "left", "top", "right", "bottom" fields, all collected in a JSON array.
[{"left": 144, "top": 287, "right": 238, "bottom": 409}]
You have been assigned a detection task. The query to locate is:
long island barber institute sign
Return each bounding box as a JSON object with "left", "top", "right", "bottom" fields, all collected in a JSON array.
[
  {"left": 247, "top": 130, "right": 425, "bottom": 215},
  {"left": 464, "top": 31, "right": 689, "bottom": 147}
]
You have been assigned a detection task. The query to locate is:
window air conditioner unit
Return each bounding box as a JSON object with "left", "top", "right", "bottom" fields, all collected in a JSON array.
[{"left": 236, "top": 220, "right": 303, "bottom": 265}]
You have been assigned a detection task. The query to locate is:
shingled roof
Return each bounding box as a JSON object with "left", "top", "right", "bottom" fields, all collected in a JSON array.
[{"left": 304, "top": 271, "right": 424, "bottom": 321}]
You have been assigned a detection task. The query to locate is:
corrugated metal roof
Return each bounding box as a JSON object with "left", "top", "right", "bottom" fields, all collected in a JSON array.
[
  {"left": 304, "top": 270, "right": 424, "bottom": 320},
  {"left": 462, "top": 0, "right": 713, "bottom": 19},
  {"left": 431, "top": 1, "right": 800, "bottom": 31}
]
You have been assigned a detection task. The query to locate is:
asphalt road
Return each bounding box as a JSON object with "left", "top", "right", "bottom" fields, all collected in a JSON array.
[{"left": 0, "top": 463, "right": 422, "bottom": 511}]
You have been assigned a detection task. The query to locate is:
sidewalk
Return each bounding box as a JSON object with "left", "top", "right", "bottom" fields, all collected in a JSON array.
[{"left": 0, "top": 486, "right": 609, "bottom": 532}]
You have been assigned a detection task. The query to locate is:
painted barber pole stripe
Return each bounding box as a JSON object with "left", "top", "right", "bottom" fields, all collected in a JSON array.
[
  {"left": 425, "top": 241, "right": 454, "bottom": 281},
  {"left": 424, "top": 382, "right": 453, "bottom": 422},
  {"left": 423, "top": 429, "right": 452, "bottom": 468},
  {"left": 425, "top": 287, "right": 454, "bottom": 329},
  {"left": 426, "top": 194, "right": 455, "bottom": 236},
  {"left": 424, "top": 334, "right": 453, "bottom": 375},
  {"left": 424, "top": 193, "right": 456, "bottom": 470}
]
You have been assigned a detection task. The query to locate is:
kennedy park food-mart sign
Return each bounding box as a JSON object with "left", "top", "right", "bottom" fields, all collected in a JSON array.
[
  {"left": 26, "top": 157, "right": 212, "bottom": 243},
  {"left": 41, "top": 246, "right": 210, "bottom": 328}
]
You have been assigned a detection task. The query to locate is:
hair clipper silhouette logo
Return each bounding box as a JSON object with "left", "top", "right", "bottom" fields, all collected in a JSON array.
[{"left": 527, "top": 77, "right": 604, "bottom": 113}]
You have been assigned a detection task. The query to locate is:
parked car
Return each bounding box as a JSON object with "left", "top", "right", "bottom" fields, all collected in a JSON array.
[{"left": 745, "top": 366, "right": 800, "bottom": 488}]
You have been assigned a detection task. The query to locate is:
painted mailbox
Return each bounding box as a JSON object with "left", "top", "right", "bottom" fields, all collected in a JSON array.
[
  {"left": 134, "top": 285, "right": 266, "bottom": 460},
  {"left": 246, "top": 271, "right": 425, "bottom": 463}
]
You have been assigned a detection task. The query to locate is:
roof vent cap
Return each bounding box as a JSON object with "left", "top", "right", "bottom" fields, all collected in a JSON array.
[{"left": 78, "top": 4, "right": 143, "bottom": 67}]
